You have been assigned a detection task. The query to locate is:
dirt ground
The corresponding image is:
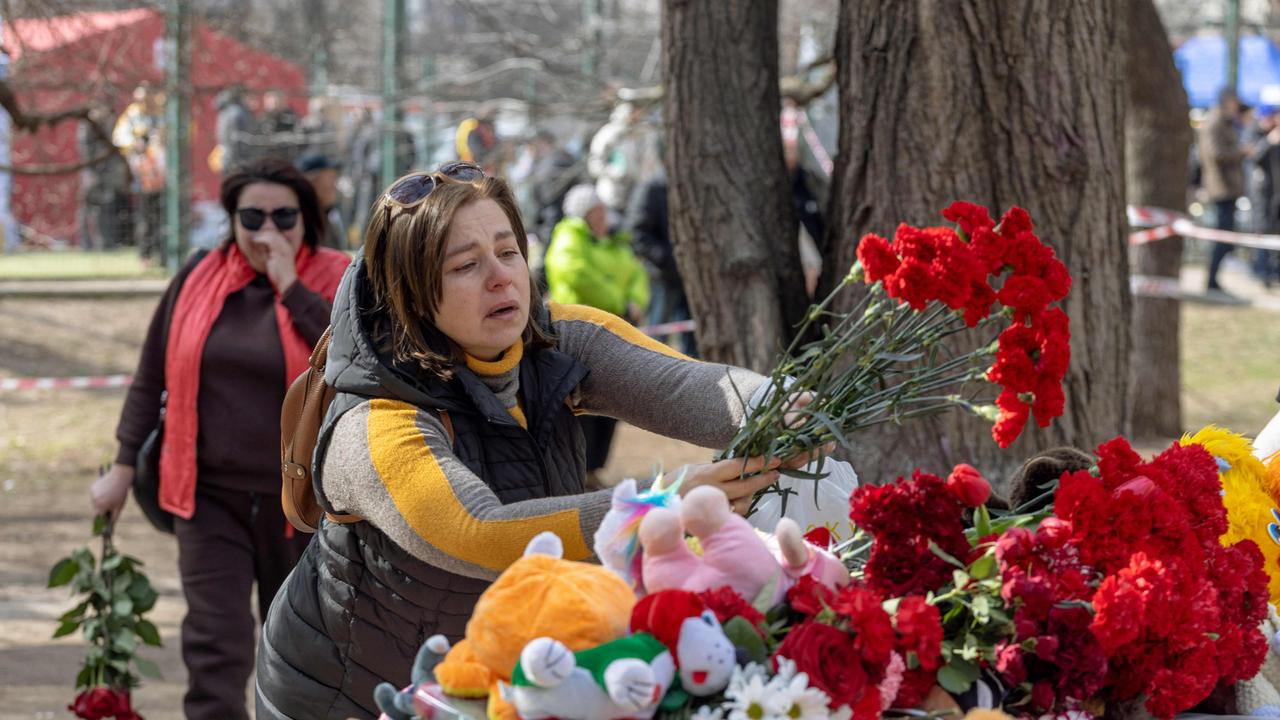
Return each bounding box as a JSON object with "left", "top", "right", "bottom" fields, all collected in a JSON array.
[
  {"left": 0, "top": 296, "right": 708, "bottom": 719},
  {"left": 0, "top": 289, "right": 1275, "bottom": 719}
]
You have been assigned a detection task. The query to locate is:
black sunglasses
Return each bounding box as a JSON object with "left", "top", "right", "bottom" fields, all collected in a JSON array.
[
  {"left": 237, "top": 207, "right": 300, "bottom": 231},
  {"left": 384, "top": 162, "right": 485, "bottom": 209}
]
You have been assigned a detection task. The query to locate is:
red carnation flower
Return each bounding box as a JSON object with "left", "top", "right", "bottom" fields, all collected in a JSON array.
[
  {"left": 942, "top": 200, "right": 995, "bottom": 237},
  {"left": 894, "top": 596, "right": 943, "bottom": 671},
  {"left": 697, "top": 586, "right": 765, "bottom": 634},
  {"left": 786, "top": 574, "right": 837, "bottom": 617},
  {"left": 856, "top": 233, "right": 900, "bottom": 283}
]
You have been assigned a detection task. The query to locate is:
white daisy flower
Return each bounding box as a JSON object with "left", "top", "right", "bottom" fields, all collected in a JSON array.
[
  {"left": 692, "top": 705, "right": 728, "bottom": 720},
  {"left": 725, "top": 671, "right": 776, "bottom": 720},
  {"left": 768, "top": 671, "right": 834, "bottom": 720}
]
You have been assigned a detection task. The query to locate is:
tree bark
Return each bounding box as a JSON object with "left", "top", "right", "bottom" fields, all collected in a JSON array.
[
  {"left": 822, "top": 0, "right": 1130, "bottom": 481},
  {"left": 1125, "top": 0, "right": 1189, "bottom": 441},
  {"left": 661, "top": 0, "right": 810, "bottom": 372}
]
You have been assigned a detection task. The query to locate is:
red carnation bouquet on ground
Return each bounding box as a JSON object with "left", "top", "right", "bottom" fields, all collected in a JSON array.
[
  {"left": 720, "top": 202, "right": 1071, "bottom": 509},
  {"left": 842, "top": 437, "right": 1269, "bottom": 719}
]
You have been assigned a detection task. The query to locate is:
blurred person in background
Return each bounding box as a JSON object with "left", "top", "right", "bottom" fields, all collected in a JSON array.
[
  {"left": 298, "top": 153, "right": 347, "bottom": 250},
  {"left": 456, "top": 112, "right": 500, "bottom": 171},
  {"left": 1200, "top": 88, "right": 1251, "bottom": 295},
  {"left": 214, "top": 85, "right": 252, "bottom": 174},
  {"left": 588, "top": 102, "right": 649, "bottom": 220},
  {"left": 113, "top": 83, "right": 167, "bottom": 265},
  {"left": 89, "top": 158, "right": 351, "bottom": 720},
  {"left": 1248, "top": 106, "right": 1280, "bottom": 287},
  {"left": 80, "top": 103, "right": 131, "bottom": 249},
  {"left": 545, "top": 184, "right": 649, "bottom": 484},
  {"left": 625, "top": 166, "right": 696, "bottom": 356}
]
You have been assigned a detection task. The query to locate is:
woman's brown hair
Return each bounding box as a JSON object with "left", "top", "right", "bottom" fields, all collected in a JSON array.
[
  {"left": 219, "top": 155, "right": 325, "bottom": 249},
  {"left": 363, "top": 171, "right": 554, "bottom": 379}
]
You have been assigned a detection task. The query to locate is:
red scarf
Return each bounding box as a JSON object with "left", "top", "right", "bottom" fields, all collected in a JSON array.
[{"left": 159, "top": 243, "right": 351, "bottom": 519}]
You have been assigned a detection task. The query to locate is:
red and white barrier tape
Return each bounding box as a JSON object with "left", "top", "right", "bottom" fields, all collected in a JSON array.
[
  {"left": 0, "top": 321, "right": 698, "bottom": 392},
  {"left": 639, "top": 319, "right": 697, "bottom": 337},
  {"left": 0, "top": 374, "right": 132, "bottom": 392},
  {"left": 1126, "top": 205, "right": 1280, "bottom": 251}
]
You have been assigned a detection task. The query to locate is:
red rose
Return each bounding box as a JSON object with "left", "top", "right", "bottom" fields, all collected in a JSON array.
[
  {"left": 946, "top": 464, "right": 991, "bottom": 506},
  {"left": 1114, "top": 475, "right": 1156, "bottom": 500},
  {"left": 69, "top": 687, "right": 122, "bottom": 720},
  {"left": 774, "top": 620, "right": 870, "bottom": 707},
  {"left": 1035, "top": 517, "right": 1072, "bottom": 549},
  {"left": 995, "top": 641, "right": 1027, "bottom": 684}
]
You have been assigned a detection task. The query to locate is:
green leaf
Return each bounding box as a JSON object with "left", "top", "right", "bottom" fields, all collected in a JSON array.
[
  {"left": 58, "top": 600, "right": 91, "bottom": 624},
  {"left": 875, "top": 351, "right": 924, "bottom": 363},
  {"left": 723, "top": 616, "right": 768, "bottom": 665},
  {"left": 968, "top": 553, "right": 997, "bottom": 580},
  {"left": 929, "top": 540, "right": 966, "bottom": 569},
  {"left": 74, "top": 665, "right": 93, "bottom": 690},
  {"left": 952, "top": 569, "right": 970, "bottom": 588},
  {"left": 936, "top": 659, "right": 981, "bottom": 694},
  {"left": 133, "top": 656, "right": 162, "bottom": 680},
  {"left": 53, "top": 619, "right": 81, "bottom": 639},
  {"left": 101, "top": 553, "right": 124, "bottom": 572},
  {"left": 974, "top": 504, "right": 993, "bottom": 538},
  {"left": 93, "top": 514, "right": 108, "bottom": 536},
  {"left": 48, "top": 558, "right": 79, "bottom": 588},
  {"left": 112, "top": 597, "right": 134, "bottom": 617},
  {"left": 112, "top": 629, "right": 137, "bottom": 654},
  {"left": 135, "top": 620, "right": 162, "bottom": 647}
]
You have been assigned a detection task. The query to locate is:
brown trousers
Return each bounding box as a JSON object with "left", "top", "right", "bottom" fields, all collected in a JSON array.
[{"left": 174, "top": 484, "right": 310, "bottom": 720}]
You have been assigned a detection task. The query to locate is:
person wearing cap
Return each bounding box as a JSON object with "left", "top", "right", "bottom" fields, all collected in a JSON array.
[
  {"left": 1200, "top": 88, "right": 1253, "bottom": 294},
  {"left": 298, "top": 153, "right": 347, "bottom": 250},
  {"left": 545, "top": 184, "right": 650, "bottom": 483}
]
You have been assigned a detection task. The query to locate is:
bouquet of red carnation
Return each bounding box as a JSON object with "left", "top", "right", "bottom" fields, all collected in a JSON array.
[
  {"left": 774, "top": 582, "right": 944, "bottom": 719},
  {"left": 843, "top": 438, "right": 1270, "bottom": 719},
  {"left": 721, "top": 202, "right": 1071, "bottom": 513}
]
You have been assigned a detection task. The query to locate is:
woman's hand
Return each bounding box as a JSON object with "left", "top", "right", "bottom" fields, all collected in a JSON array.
[
  {"left": 253, "top": 230, "right": 299, "bottom": 294},
  {"left": 673, "top": 450, "right": 821, "bottom": 516},
  {"left": 90, "top": 464, "right": 134, "bottom": 520}
]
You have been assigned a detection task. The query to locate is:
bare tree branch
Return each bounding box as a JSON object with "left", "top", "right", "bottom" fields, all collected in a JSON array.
[
  {"left": 0, "top": 149, "right": 117, "bottom": 175},
  {"left": 0, "top": 76, "right": 120, "bottom": 176}
]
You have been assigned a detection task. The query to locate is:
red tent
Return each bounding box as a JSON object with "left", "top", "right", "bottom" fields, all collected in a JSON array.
[{"left": 4, "top": 9, "right": 307, "bottom": 243}]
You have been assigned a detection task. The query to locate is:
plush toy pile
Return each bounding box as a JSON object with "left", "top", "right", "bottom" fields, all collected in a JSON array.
[{"left": 372, "top": 426, "right": 1280, "bottom": 720}]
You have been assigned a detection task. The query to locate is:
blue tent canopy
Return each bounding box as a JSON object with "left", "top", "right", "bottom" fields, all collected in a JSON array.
[{"left": 1175, "top": 34, "right": 1280, "bottom": 109}]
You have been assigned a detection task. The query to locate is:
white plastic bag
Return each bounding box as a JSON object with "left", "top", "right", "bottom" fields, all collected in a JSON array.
[
  {"left": 1257, "top": 407, "right": 1280, "bottom": 460},
  {"left": 748, "top": 457, "right": 859, "bottom": 545}
]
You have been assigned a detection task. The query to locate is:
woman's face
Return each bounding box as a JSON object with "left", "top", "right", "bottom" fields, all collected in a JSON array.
[
  {"left": 234, "top": 181, "right": 305, "bottom": 272},
  {"left": 433, "top": 199, "right": 530, "bottom": 360}
]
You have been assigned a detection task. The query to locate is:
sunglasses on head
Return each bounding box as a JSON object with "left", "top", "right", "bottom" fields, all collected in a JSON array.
[
  {"left": 237, "top": 207, "right": 300, "bottom": 231},
  {"left": 384, "top": 161, "right": 485, "bottom": 209}
]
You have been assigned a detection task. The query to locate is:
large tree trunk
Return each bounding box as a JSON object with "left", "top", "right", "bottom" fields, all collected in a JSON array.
[
  {"left": 661, "top": 0, "right": 810, "bottom": 372},
  {"left": 1126, "top": 0, "right": 1190, "bottom": 441},
  {"left": 822, "top": 0, "right": 1130, "bottom": 482}
]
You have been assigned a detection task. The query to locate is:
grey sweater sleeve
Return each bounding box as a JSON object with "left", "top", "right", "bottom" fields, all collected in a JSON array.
[
  {"left": 321, "top": 398, "right": 616, "bottom": 580},
  {"left": 549, "top": 303, "right": 768, "bottom": 449}
]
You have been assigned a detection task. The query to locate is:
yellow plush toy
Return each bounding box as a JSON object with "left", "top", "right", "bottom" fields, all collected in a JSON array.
[
  {"left": 432, "top": 532, "right": 637, "bottom": 720},
  {"left": 1183, "top": 426, "right": 1280, "bottom": 604}
]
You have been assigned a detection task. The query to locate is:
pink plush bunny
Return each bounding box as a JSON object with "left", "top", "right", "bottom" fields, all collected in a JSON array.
[{"left": 637, "top": 485, "right": 850, "bottom": 604}]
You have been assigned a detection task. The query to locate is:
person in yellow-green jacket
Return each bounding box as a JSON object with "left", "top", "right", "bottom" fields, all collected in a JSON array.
[{"left": 545, "top": 184, "right": 650, "bottom": 482}]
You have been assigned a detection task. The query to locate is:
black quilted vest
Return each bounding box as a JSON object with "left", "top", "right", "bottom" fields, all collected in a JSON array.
[{"left": 256, "top": 259, "right": 589, "bottom": 720}]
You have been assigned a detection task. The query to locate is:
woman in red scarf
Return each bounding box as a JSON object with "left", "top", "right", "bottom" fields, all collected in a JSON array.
[{"left": 90, "top": 157, "right": 351, "bottom": 719}]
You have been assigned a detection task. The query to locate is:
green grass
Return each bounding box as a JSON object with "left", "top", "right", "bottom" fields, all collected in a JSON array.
[
  {"left": 0, "top": 249, "right": 167, "bottom": 280},
  {"left": 1182, "top": 303, "right": 1280, "bottom": 435}
]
